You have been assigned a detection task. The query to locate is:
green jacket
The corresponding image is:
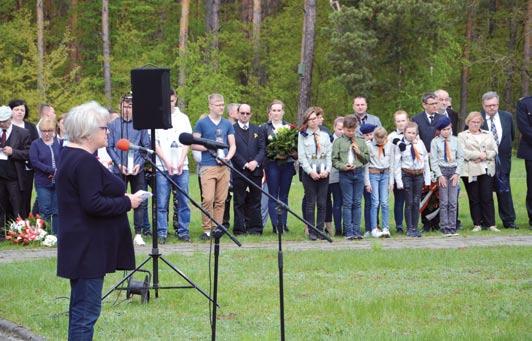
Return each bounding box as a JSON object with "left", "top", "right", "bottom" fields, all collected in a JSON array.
[{"left": 331, "top": 135, "right": 369, "bottom": 171}]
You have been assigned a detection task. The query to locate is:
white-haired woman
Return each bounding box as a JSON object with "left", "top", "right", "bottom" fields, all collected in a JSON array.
[{"left": 55, "top": 101, "right": 143, "bottom": 340}]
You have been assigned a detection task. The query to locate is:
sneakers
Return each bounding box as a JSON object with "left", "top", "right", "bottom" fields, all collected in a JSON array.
[
  {"left": 309, "top": 234, "right": 317, "bottom": 241},
  {"left": 363, "top": 231, "right": 371, "bottom": 238},
  {"left": 407, "top": 229, "right": 422, "bottom": 238},
  {"left": 371, "top": 229, "right": 382, "bottom": 238},
  {"left": 396, "top": 227, "right": 404, "bottom": 234},
  {"left": 200, "top": 232, "right": 211, "bottom": 240},
  {"left": 472, "top": 225, "right": 482, "bottom": 232},
  {"left": 488, "top": 225, "right": 500, "bottom": 232},
  {"left": 178, "top": 235, "right": 191, "bottom": 242},
  {"left": 381, "top": 228, "right": 391, "bottom": 238},
  {"left": 133, "top": 234, "right": 146, "bottom": 246}
]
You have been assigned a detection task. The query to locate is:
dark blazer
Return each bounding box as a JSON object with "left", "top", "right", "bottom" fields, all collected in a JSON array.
[
  {"left": 6, "top": 125, "right": 31, "bottom": 190},
  {"left": 23, "top": 121, "right": 39, "bottom": 142},
  {"left": 232, "top": 122, "right": 266, "bottom": 177},
  {"left": 446, "top": 107, "right": 460, "bottom": 136},
  {"left": 56, "top": 147, "right": 135, "bottom": 279},
  {"left": 481, "top": 110, "right": 514, "bottom": 173},
  {"left": 517, "top": 96, "right": 532, "bottom": 160},
  {"left": 411, "top": 112, "right": 443, "bottom": 152}
]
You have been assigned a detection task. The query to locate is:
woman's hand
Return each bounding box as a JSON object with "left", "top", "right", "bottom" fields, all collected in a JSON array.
[
  {"left": 438, "top": 175, "right": 447, "bottom": 188},
  {"left": 309, "top": 171, "right": 321, "bottom": 181},
  {"left": 126, "top": 192, "right": 143, "bottom": 209}
]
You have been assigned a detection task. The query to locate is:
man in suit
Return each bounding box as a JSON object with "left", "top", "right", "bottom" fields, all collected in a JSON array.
[
  {"left": 481, "top": 91, "right": 516, "bottom": 229},
  {"left": 434, "top": 89, "right": 459, "bottom": 135},
  {"left": 232, "top": 103, "right": 266, "bottom": 235},
  {"left": 516, "top": 96, "right": 532, "bottom": 229},
  {"left": 0, "top": 106, "right": 31, "bottom": 233},
  {"left": 412, "top": 92, "right": 443, "bottom": 152}
]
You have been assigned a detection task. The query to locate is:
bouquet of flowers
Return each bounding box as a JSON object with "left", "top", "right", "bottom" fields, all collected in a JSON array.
[
  {"left": 266, "top": 125, "right": 298, "bottom": 161},
  {"left": 4, "top": 214, "right": 55, "bottom": 246}
]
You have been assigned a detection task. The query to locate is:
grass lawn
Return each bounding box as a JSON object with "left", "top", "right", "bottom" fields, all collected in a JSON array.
[{"left": 0, "top": 246, "right": 530, "bottom": 339}]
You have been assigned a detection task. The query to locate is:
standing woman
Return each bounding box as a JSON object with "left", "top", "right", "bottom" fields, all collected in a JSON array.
[
  {"left": 8, "top": 99, "right": 39, "bottom": 218},
  {"left": 29, "top": 117, "right": 62, "bottom": 234},
  {"left": 262, "top": 100, "right": 296, "bottom": 234},
  {"left": 56, "top": 101, "right": 142, "bottom": 340},
  {"left": 298, "top": 107, "right": 332, "bottom": 240},
  {"left": 458, "top": 111, "right": 499, "bottom": 232}
]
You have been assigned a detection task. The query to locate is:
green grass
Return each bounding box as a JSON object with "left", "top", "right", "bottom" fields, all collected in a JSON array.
[{"left": 0, "top": 246, "right": 530, "bottom": 339}]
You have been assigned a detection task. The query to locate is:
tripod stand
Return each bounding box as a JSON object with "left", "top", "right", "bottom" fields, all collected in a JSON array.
[
  {"left": 103, "top": 131, "right": 220, "bottom": 304},
  {"left": 211, "top": 151, "right": 332, "bottom": 341}
]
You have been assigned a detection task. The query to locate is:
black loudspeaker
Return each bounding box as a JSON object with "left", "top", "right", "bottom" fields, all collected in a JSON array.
[{"left": 131, "top": 68, "right": 172, "bottom": 130}]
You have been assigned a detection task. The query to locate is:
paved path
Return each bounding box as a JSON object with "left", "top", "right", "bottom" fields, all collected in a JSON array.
[{"left": 1, "top": 234, "right": 531, "bottom": 264}]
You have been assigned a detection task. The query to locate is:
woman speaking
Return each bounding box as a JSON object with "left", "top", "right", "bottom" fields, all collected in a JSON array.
[{"left": 56, "top": 101, "right": 142, "bottom": 340}]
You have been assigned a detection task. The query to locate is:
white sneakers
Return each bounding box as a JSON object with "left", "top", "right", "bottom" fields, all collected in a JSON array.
[
  {"left": 472, "top": 226, "right": 482, "bottom": 232},
  {"left": 381, "top": 228, "right": 391, "bottom": 238},
  {"left": 134, "top": 234, "right": 146, "bottom": 246},
  {"left": 371, "top": 229, "right": 382, "bottom": 238},
  {"left": 488, "top": 226, "right": 500, "bottom": 232}
]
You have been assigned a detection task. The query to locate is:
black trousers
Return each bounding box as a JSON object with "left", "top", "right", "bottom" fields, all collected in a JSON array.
[
  {"left": 122, "top": 171, "right": 147, "bottom": 233},
  {"left": 302, "top": 173, "right": 329, "bottom": 236},
  {"left": 0, "top": 179, "right": 21, "bottom": 229},
  {"left": 233, "top": 174, "right": 263, "bottom": 234},
  {"left": 493, "top": 171, "right": 516, "bottom": 227},
  {"left": 462, "top": 174, "right": 495, "bottom": 227},
  {"left": 20, "top": 169, "right": 33, "bottom": 218},
  {"left": 527, "top": 160, "right": 532, "bottom": 226}
]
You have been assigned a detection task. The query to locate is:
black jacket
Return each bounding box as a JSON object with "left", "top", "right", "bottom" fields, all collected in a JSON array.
[{"left": 232, "top": 122, "right": 266, "bottom": 177}]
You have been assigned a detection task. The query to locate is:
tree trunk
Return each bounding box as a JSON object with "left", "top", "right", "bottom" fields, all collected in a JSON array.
[
  {"left": 69, "top": 0, "right": 80, "bottom": 81},
  {"left": 205, "top": 0, "right": 220, "bottom": 69},
  {"left": 523, "top": 0, "right": 531, "bottom": 96},
  {"left": 459, "top": 1, "right": 476, "bottom": 129},
  {"left": 36, "top": 0, "right": 45, "bottom": 100},
  {"left": 252, "top": 0, "right": 262, "bottom": 81},
  {"left": 102, "top": 0, "right": 112, "bottom": 105},
  {"left": 178, "top": 0, "right": 190, "bottom": 110},
  {"left": 503, "top": 12, "right": 518, "bottom": 111},
  {"left": 241, "top": 0, "right": 252, "bottom": 22},
  {"left": 297, "top": 0, "right": 316, "bottom": 124}
]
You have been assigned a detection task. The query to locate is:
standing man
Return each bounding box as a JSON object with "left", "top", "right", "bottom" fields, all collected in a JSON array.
[
  {"left": 107, "top": 94, "right": 152, "bottom": 245},
  {"left": 352, "top": 96, "right": 382, "bottom": 236},
  {"left": 516, "top": 96, "right": 532, "bottom": 229},
  {"left": 0, "top": 106, "right": 31, "bottom": 234},
  {"left": 155, "top": 90, "right": 192, "bottom": 243},
  {"left": 434, "top": 89, "right": 459, "bottom": 135},
  {"left": 193, "top": 94, "right": 236, "bottom": 240},
  {"left": 231, "top": 104, "right": 266, "bottom": 235},
  {"left": 412, "top": 92, "right": 443, "bottom": 152},
  {"left": 481, "top": 91, "right": 516, "bottom": 229}
]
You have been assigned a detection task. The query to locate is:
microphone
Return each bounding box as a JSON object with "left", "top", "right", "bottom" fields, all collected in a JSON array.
[
  {"left": 179, "top": 133, "right": 228, "bottom": 150},
  {"left": 392, "top": 137, "right": 406, "bottom": 151},
  {"left": 116, "top": 138, "right": 155, "bottom": 154}
]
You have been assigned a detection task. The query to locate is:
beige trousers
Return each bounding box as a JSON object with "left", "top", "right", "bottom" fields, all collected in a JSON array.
[{"left": 200, "top": 166, "right": 230, "bottom": 231}]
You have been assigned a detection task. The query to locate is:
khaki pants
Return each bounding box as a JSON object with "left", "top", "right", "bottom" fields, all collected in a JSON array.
[{"left": 200, "top": 166, "right": 230, "bottom": 231}]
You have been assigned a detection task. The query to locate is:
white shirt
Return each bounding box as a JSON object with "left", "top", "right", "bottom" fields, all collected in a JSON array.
[
  {"left": 238, "top": 121, "right": 249, "bottom": 130},
  {"left": 485, "top": 112, "right": 502, "bottom": 146},
  {"left": 152, "top": 107, "right": 192, "bottom": 170}
]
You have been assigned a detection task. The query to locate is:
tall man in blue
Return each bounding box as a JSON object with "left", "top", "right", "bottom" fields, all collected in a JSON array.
[
  {"left": 231, "top": 103, "right": 266, "bottom": 235},
  {"left": 107, "top": 95, "right": 151, "bottom": 245},
  {"left": 481, "top": 91, "right": 516, "bottom": 229},
  {"left": 516, "top": 95, "right": 532, "bottom": 229},
  {"left": 412, "top": 92, "right": 443, "bottom": 152},
  {"left": 352, "top": 96, "right": 382, "bottom": 236}
]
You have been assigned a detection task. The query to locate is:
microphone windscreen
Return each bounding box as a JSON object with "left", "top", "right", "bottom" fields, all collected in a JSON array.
[
  {"left": 116, "top": 138, "right": 130, "bottom": 151},
  {"left": 392, "top": 138, "right": 400, "bottom": 145},
  {"left": 179, "top": 133, "right": 195, "bottom": 146}
]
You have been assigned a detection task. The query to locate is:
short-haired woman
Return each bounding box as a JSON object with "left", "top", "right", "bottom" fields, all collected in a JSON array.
[
  {"left": 29, "top": 117, "right": 62, "bottom": 234},
  {"left": 56, "top": 101, "right": 143, "bottom": 340},
  {"left": 458, "top": 111, "right": 499, "bottom": 232}
]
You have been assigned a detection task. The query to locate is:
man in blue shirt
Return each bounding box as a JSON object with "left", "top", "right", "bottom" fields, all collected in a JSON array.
[{"left": 193, "top": 93, "right": 236, "bottom": 240}]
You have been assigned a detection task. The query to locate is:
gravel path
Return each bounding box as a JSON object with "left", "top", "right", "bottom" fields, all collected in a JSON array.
[{"left": 1, "top": 234, "right": 531, "bottom": 264}]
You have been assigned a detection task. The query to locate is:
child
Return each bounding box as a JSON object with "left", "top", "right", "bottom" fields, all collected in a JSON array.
[
  {"left": 430, "top": 116, "right": 463, "bottom": 236},
  {"left": 388, "top": 110, "right": 409, "bottom": 234},
  {"left": 332, "top": 115, "right": 369, "bottom": 240},
  {"left": 364, "top": 127, "right": 393, "bottom": 238},
  {"left": 394, "top": 122, "right": 431, "bottom": 237},
  {"left": 325, "top": 116, "right": 344, "bottom": 236},
  {"left": 360, "top": 123, "right": 378, "bottom": 238}
]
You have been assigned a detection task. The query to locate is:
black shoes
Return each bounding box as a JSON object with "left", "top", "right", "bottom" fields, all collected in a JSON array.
[
  {"left": 200, "top": 232, "right": 211, "bottom": 241},
  {"left": 178, "top": 235, "right": 191, "bottom": 242},
  {"left": 406, "top": 229, "right": 422, "bottom": 237},
  {"left": 309, "top": 234, "right": 317, "bottom": 241}
]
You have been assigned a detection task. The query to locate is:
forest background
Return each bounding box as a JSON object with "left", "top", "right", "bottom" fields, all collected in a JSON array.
[{"left": 0, "top": 0, "right": 529, "bottom": 133}]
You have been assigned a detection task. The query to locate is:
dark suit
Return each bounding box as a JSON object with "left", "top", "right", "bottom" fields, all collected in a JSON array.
[
  {"left": 481, "top": 110, "right": 516, "bottom": 227},
  {"left": 445, "top": 107, "right": 460, "bottom": 136},
  {"left": 232, "top": 122, "right": 266, "bottom": 234},
  {"left": 0, "top": 125, "right": 31, "bottom": 228},
  {"left": 412, "top": 112, "right": 443, "bottom": 152},
  {"left": 516, "top": 96, "right": 532, "bottom": 225}
]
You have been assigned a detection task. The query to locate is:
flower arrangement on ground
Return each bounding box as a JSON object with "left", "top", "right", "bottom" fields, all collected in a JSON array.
[
  {"left": 5, "top": 214, "right": 56, "bottom": 246},
  {"left": 266, "top": 124, "right": 298, "bottom": 161}
]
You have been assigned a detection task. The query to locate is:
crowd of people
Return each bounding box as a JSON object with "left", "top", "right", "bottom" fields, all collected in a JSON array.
[{"left": 1, "top": 90, "right": 532, "bottom": 245}]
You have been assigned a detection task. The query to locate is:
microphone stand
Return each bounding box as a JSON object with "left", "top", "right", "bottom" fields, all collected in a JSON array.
[{"left": 208, "top": 150, "right": 332, "bottom": 341}]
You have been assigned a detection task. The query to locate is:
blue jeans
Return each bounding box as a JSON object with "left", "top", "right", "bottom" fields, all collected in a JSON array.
[
  {"left": 326, "top": 182, "right": 343, "bottom": 235},
  {"left": 339, "top": 169, "right": 365, "bottom": 237},
  {"left": 68, "top": 277, "right": 104, "bottom": 341},
  {"left": 156, "top": 170, "right": 190, "bottom": 238},
  {"left": 393, "top": 184, "right": 405, "bottom": 230},
  {"left": 35, "top": 185, "right": 59, "bottom": 234},
  {"left": 369, "top": 172, "right": 390, "bottom": 229},
  {"left": 265, "top": 161, "right": 295, "bottom": 229}
]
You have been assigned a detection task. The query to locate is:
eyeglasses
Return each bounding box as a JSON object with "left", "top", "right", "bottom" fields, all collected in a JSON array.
[
  {"left": 99, "top": 126, "right": 109, "bottom": 132},
  {"left": 425, "top": 102, "right": 439, "bottom": 106},
  {"left": 239, "top": 112, "right": 252, "bottom": 116}
]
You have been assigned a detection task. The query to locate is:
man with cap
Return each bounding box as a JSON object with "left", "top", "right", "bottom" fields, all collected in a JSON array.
[
  {"left": 0, "top": 106, "right": 31, "bottom": 235},
  {"left": 516, "top": 95, "right": 532, "bottom": 229}
]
